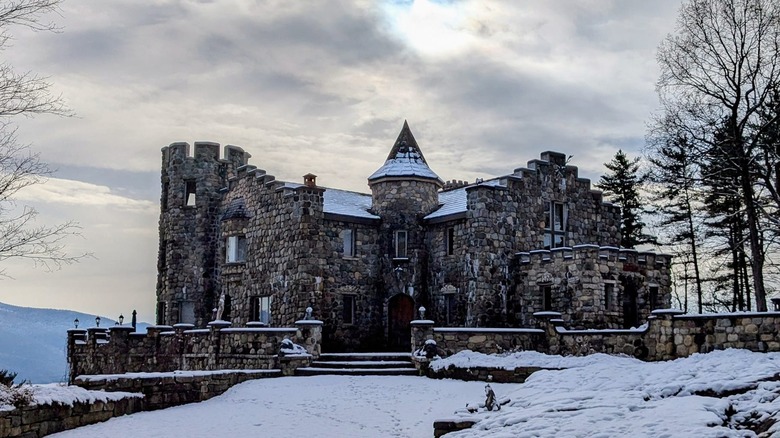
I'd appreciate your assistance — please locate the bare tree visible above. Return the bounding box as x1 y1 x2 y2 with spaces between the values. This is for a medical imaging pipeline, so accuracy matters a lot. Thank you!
0 0 87 276
653 0 780 311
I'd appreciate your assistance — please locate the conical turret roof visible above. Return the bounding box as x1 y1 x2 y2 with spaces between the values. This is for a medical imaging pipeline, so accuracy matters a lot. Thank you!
368 121 443 185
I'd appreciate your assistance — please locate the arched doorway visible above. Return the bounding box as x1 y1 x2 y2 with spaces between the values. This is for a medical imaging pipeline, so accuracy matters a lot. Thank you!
388 294 414 351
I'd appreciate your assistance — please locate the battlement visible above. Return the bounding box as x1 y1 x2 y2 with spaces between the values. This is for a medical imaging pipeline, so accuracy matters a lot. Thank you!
67 321 323 383
161 141 251 167
517 245 672 266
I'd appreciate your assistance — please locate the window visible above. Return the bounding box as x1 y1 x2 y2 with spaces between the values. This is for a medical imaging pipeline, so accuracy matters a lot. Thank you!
542 285 553 311
249 297 259 322
394 230 408 258
161 181 169 210
604 282 615 310
185 180 196 207
226 235 247 263
342 229 356 258
156 301 167 325
543 201 567 249
446 227 455 256
179 301 195 324
445 293 456 325
648 286 659 310
343 295 355 324
258 296 272 324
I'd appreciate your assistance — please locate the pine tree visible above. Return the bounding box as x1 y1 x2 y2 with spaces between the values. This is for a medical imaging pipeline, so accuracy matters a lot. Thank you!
596 150 655 249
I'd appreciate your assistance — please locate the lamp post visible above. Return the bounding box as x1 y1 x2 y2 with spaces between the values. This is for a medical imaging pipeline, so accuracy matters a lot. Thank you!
119 314 124 326
74 318 79 328
95 316 101 327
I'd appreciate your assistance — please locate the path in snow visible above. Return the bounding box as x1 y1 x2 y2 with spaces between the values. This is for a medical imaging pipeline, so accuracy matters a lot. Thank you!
50 376 511 438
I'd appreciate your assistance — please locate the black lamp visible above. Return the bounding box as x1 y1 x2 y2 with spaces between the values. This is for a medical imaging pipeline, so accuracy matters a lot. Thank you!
74 318 79 328
95 316 101 327
119 314 124 325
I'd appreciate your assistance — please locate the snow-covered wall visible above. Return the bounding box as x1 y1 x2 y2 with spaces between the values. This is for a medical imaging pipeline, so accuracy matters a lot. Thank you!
412 309 780 364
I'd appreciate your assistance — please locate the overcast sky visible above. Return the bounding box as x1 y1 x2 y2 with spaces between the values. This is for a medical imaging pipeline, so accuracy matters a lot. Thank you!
0 0 683 323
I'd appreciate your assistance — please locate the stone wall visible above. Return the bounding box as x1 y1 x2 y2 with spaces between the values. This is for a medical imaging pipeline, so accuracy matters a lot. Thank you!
412 310 780 363
0 395 143 438
68 321 321 384
74 370 281 411
515 245 672 329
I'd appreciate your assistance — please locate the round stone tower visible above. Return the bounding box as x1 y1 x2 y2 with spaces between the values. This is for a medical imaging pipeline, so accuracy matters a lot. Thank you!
368 121 444 349
156 141 249 327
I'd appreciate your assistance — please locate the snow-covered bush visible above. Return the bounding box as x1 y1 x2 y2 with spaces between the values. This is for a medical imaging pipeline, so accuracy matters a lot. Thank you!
0 369 34 409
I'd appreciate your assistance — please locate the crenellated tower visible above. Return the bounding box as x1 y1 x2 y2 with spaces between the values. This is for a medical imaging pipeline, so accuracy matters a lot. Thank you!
156 141 250 327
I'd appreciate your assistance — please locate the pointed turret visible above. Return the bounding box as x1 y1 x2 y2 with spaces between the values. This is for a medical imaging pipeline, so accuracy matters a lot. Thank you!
368 121 444 185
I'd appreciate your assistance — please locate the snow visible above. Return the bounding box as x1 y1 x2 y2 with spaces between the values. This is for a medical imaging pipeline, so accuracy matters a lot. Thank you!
74 369 280 383
49 376 508 438
368 151 443 182
425 179 507 220
42 350 780 437
1 383 141 412
322 188 379 219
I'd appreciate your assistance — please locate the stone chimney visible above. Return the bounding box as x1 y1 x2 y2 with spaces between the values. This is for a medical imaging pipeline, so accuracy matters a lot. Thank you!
303 173 317 188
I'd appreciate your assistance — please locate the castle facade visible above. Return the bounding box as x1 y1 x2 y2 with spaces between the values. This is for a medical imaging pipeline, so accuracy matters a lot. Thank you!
156 122 671 351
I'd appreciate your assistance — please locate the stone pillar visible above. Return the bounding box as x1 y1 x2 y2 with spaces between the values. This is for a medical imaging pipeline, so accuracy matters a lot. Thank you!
410 319 435 353
533 311 562 355
67 329 87 384
295 320 323 359
207 320 231 370
173 323 194 369
648 309 684 361
107 326 134 374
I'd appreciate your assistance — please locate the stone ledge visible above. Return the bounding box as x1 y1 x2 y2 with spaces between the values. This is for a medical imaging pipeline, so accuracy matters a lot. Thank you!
433 417 478 437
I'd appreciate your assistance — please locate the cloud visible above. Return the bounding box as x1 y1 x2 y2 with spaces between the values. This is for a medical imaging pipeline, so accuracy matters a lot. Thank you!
0 0 685 317
14 177 157 211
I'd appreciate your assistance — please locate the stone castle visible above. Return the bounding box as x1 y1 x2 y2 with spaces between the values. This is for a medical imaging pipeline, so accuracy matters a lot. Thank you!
155 121 672 351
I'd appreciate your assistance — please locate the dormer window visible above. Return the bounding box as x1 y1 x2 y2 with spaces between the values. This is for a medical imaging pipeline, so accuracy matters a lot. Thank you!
395 230 407 258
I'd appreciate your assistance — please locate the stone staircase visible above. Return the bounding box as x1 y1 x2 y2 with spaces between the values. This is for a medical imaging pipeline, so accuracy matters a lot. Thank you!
296 352 418 376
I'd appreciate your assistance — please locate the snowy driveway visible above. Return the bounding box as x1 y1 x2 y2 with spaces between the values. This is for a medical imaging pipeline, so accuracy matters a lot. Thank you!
50 376 513 438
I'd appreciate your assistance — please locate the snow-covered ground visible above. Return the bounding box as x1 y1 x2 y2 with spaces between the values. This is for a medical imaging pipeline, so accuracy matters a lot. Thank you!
45 349 780 438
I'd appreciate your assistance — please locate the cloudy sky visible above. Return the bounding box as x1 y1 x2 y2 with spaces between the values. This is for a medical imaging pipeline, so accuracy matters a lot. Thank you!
1 0 683 323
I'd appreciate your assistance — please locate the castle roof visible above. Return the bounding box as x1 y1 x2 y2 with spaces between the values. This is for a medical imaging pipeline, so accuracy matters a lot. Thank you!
424 178 507 221
323 188 379 219
368 121 444 185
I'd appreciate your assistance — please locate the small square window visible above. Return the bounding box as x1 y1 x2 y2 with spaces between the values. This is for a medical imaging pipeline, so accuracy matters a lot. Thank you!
395 230 408 258
343 295 355 325
226 235 247 263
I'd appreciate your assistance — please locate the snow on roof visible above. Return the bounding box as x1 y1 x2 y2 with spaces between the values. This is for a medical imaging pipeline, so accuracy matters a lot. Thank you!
424 178 506 220
368 153 443 182
323 188 379 219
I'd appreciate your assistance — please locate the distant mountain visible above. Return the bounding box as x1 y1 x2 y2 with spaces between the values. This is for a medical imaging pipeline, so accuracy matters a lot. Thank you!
0 302 149 383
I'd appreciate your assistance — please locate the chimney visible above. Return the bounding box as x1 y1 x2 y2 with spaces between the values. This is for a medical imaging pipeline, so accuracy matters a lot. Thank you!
303 173 317 188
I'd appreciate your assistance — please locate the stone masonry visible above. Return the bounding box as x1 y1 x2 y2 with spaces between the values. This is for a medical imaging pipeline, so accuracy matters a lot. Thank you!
154 121 672 352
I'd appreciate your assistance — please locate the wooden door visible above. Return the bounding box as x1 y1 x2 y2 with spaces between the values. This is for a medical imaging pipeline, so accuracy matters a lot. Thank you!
388 294 414 351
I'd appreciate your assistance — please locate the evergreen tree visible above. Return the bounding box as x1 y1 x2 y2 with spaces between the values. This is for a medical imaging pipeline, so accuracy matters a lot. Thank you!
647 135 705 312
596 150 655 249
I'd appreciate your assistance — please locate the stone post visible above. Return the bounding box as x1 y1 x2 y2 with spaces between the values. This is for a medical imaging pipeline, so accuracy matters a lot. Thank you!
410 319 435 353
648 309 684 361
207 320 231 370
107 326 135 374
295 319 323 359
533 311 562 355
67 329 87 384
173 323 194 369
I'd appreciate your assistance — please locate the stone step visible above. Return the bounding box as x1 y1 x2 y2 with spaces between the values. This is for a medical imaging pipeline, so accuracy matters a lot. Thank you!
317 352 412 362
296 367 419 376
310 360 414 369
